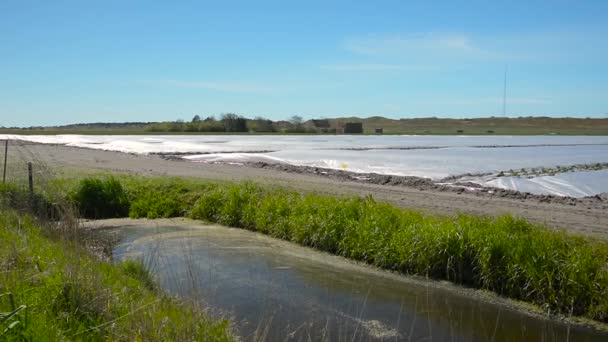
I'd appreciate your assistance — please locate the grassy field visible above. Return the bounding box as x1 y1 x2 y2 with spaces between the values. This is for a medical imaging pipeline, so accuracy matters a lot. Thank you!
0 185 232 340
59 175 608 324
336 116 608 135
2 116 607 135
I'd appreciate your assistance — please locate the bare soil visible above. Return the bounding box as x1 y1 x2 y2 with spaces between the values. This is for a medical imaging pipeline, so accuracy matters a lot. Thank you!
13 142 608 237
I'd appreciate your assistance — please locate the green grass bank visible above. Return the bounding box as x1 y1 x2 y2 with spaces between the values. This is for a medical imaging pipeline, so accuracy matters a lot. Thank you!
62 176 608 324
0 203 232 340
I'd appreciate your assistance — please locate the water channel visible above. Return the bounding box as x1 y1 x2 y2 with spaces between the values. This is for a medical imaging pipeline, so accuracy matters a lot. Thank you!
107 221 608 341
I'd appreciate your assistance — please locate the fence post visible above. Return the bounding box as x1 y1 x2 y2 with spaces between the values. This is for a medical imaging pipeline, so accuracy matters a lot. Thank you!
2 140 7 183
28 162 33 194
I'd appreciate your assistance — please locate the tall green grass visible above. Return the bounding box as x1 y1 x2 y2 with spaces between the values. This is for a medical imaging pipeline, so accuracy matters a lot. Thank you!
69 177 130 219
68 176 608 323
0 208 232 340
0 183 60 220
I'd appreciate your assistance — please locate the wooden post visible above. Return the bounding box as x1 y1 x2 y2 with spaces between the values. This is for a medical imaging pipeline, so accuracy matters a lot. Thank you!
2 140 7 183
28 162 33 194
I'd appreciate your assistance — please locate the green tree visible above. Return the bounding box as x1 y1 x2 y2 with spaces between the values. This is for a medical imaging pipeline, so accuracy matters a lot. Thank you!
221 113 248 132
251 116 276 132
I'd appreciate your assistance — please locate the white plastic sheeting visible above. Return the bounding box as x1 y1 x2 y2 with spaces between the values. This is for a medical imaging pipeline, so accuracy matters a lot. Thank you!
3 134 607 197
485 170 608 197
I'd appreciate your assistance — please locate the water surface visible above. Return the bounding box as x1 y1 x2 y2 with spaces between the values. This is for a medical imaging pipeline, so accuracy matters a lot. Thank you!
110 223 608 341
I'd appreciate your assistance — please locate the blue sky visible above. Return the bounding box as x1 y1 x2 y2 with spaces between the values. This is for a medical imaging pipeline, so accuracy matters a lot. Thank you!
1 0 607 126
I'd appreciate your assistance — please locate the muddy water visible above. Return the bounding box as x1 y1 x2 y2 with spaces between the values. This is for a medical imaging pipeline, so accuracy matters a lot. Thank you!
109 223 608 341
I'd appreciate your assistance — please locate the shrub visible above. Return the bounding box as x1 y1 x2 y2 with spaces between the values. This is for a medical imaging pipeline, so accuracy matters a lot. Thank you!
70 178 130 219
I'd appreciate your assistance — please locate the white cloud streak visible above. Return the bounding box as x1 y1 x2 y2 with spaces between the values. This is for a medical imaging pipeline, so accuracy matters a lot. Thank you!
343 30 608 64
344 33 498 59
321 63 438 71
448 96 553 106
147 80 276 94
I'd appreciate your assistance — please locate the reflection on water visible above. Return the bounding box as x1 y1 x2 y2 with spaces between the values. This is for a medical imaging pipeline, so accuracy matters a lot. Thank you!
110 224 608 341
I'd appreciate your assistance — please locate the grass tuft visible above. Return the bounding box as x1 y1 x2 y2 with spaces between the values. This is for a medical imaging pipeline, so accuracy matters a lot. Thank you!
70 177 130 219
121 259 157 292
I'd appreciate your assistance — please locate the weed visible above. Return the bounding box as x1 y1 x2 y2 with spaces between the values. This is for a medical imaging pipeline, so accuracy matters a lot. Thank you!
0 293 27 338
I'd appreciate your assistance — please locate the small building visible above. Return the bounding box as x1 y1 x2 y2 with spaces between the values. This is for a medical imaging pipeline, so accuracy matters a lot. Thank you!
344 122 363 134
375 128 383 134
312 119 330 128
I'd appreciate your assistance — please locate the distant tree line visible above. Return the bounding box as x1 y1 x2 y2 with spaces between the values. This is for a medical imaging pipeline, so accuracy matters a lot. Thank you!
144 114 248 133
143 114 331 133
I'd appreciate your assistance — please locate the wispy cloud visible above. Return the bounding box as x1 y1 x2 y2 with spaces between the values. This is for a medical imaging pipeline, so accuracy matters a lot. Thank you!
321 63 438 72
383 104 402 111
145 80 276 94
344 33 499 59
343 30 608 64
448 96 553 106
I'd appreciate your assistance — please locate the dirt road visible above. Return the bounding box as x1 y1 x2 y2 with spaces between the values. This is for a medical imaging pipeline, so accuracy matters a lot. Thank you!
11 143 608 237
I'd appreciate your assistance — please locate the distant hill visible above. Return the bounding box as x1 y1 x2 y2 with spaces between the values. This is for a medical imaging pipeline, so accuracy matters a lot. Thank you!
1 122 153 131
52 122 154 129
322 116 608 135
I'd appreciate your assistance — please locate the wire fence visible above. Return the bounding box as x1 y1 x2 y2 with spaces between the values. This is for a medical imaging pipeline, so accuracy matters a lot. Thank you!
0 139 72 219
1 139 57 192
